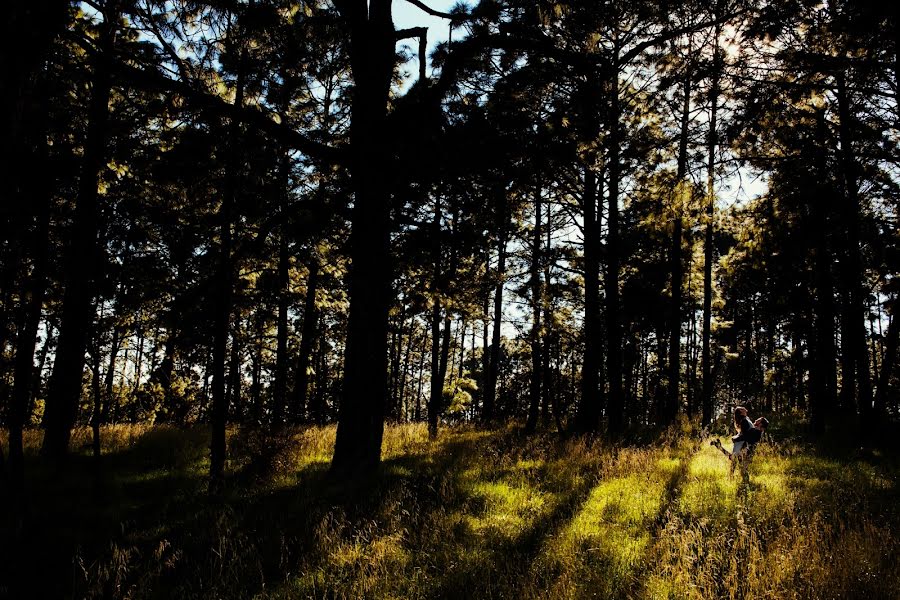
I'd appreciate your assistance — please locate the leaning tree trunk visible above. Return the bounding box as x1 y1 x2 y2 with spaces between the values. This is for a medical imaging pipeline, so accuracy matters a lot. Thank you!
331 0 395 476
42 5 117 460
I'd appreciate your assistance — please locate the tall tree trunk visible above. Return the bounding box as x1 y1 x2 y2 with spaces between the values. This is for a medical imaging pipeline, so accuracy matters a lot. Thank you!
667 64 691 426
809 115 838 434
101 324 121 426
416 333 427 422
42 5 118 460
331 0 395 475
542 200 553 428
526 181 543 433
428 199 443 437
271 146 291 430
485 227 506 424
250 331 263 424
90 326 103 459
8 121 51 489
398 325 415 421
484 195 507 424
701 18 721 427
606 63 624 434
578 164 603 433
835 72 874 426
874 304 897 418
210 34 246 491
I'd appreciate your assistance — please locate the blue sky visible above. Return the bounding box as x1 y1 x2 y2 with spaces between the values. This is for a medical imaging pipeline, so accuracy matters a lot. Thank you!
392 0 471 79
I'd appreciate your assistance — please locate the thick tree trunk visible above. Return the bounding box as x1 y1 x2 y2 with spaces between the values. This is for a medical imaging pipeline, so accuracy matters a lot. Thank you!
8 127 51 488
42 6 117 460
331 0 395 475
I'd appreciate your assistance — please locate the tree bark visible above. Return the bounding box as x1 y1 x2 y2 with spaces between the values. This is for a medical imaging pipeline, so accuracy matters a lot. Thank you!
667 63 691 426
701 18 721 427
8 116 52 488
484 224 506 424
526 181 543 433
271 145 292 430
605 64 624 434
835 72 874 426
210 27 247 491
42 4 118 460
331 0 395 475
579 162 605 434
291 255 320 422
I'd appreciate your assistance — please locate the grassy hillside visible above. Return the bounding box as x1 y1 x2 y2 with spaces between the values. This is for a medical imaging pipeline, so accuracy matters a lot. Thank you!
3 422 899 599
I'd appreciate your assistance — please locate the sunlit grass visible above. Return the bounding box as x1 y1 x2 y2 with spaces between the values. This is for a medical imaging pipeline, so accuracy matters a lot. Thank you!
7 422 900 599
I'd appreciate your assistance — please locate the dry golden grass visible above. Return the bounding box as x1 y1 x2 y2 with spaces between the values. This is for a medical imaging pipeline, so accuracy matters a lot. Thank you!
6 421 899 599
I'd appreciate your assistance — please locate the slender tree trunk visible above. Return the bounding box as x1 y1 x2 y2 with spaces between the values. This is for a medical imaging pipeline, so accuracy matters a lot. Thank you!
42 5 118 460
250 331 263 424
542 201 553 428
292 255 320 423
667 64 691 426
90 326 103 459
398 325 415 422
416 333 427 422
701 18 721 427
210 37 246 491
606 64 624 434
428 198 443 438
271 146 291 430
578 164 603 433
835 72 874 426
101 324 121 426
874 305 897 418
526 181 543 433
485 189 507 423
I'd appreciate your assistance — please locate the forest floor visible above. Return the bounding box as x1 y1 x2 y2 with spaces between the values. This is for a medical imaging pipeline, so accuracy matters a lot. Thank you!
2 420 900 599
